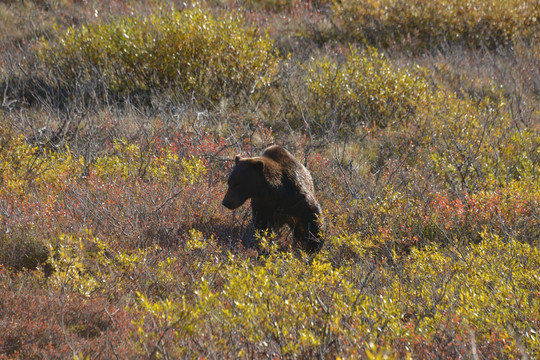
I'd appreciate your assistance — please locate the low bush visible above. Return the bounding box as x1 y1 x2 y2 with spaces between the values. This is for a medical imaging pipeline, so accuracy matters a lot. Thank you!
304 47 429 133
331 0 540 49
0 1 538 358
238 0 334 12
420 90 536 192
127 233 540 358
0 284 133 359
39 6 279 103
0 230 48 272
301 46 537 192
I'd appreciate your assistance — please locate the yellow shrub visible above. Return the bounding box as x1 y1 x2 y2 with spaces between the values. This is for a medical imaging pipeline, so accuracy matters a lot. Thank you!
93 139 206 184
39 6 279 102
332 0 540 48
305 47 429 132
0 134 82 197
129 232 540 357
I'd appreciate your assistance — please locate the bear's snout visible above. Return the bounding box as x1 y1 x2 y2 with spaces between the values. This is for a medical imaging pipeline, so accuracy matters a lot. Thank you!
222 192 247 209
222 194 241 210
222 198 234 209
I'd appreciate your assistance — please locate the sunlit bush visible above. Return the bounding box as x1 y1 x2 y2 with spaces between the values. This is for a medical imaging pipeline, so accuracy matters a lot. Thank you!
305 47 429 133
2 0 539 358
126 232 540 358
93 138 206 184
39 6 279 102
0 133 82 197
386 232 540 358
303 46 537 194
331 0 540 49
422 89 539 192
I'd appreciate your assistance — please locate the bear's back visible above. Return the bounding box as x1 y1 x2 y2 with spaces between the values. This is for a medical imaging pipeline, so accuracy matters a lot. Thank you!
262 145 294 165
262 145 315 195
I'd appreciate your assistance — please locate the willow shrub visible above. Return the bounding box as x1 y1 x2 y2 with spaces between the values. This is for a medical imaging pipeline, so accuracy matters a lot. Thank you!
305 46 429 132
127 233 540 359
39 6 279 103
331 0 540 49
423 90 539 192
0 129 212 271
305 46 538 190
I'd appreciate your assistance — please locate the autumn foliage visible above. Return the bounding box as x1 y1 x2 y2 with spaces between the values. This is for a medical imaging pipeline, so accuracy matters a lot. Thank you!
0 0 539 358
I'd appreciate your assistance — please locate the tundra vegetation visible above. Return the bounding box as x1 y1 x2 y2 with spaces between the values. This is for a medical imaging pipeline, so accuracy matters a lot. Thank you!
0 0 539 358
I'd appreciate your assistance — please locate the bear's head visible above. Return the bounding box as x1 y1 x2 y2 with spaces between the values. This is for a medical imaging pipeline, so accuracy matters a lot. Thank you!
222 156 265 210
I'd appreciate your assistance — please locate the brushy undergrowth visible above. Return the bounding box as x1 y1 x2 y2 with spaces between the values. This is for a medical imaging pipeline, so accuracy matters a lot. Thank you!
304 47 429 132
39 6 279 103
135 233 539 359
331 0 540 49
0 0 539 359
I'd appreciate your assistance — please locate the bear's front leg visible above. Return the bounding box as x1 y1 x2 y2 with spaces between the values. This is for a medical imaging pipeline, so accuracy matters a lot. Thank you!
293 219 323 254
251 204 275 236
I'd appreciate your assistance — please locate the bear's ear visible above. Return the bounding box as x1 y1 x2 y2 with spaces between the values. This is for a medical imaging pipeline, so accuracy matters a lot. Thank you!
234 155 241 164
254 160 264 170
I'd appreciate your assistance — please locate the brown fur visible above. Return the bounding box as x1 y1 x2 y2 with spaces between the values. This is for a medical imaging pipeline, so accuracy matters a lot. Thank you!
222 145 323 253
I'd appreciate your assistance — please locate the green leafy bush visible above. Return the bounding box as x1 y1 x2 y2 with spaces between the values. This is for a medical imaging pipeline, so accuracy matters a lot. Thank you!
421 89 539 192
304 47 429 133
303 46 537 191
39 6 279 102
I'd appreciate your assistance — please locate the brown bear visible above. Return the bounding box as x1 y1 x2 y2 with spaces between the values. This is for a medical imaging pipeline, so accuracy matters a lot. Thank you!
222 145 323 253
